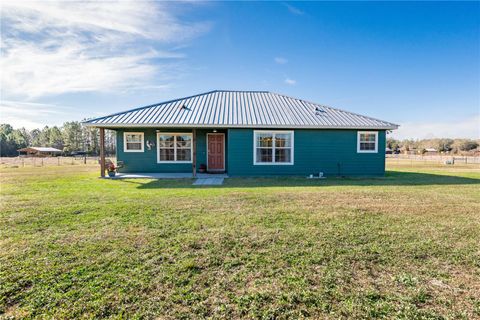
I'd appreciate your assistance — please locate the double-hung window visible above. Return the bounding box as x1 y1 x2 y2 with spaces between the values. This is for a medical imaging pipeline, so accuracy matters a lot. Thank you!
124 132 144 152
254 131 294 165
357 131 378 153
157 133 192 163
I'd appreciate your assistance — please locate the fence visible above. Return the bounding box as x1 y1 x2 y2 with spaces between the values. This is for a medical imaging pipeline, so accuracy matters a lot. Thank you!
386 154 480 166
0 156 115 168
2 155 479 169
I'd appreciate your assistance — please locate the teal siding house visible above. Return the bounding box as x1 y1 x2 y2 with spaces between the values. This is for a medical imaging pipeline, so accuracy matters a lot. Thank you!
83 91 398 177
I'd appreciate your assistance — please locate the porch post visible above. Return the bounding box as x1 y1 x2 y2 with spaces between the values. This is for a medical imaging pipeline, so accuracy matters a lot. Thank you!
100 128 105 178
192 129 197 178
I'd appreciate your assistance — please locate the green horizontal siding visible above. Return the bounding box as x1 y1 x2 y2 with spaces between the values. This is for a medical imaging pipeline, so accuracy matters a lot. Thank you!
116 128 385 176
116 128 227 173
227 129 386 177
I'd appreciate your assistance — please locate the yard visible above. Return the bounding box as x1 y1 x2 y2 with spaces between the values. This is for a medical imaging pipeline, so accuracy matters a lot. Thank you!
1 162 479 319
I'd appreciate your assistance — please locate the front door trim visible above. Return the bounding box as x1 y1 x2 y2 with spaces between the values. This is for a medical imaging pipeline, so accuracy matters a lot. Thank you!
206 133 225 172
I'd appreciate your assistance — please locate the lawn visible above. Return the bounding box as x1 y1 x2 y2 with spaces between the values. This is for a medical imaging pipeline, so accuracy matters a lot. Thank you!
1 163 479 319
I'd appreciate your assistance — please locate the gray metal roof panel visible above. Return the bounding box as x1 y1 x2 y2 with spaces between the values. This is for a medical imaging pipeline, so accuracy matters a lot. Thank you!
83 90 399 129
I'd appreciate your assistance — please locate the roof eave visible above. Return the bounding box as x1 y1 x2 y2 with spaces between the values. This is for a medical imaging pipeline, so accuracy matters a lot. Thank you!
83 123 399 130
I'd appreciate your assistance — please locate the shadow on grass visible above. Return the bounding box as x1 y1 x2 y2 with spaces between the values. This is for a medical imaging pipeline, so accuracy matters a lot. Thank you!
114 170 480 189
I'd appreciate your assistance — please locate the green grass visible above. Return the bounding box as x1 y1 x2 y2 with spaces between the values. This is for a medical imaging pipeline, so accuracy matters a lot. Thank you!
1 163 479 319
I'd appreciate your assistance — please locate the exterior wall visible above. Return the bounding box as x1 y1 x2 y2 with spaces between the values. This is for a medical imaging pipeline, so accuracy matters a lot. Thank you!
227 129 386 176
115 128 227 173
115 127 385 176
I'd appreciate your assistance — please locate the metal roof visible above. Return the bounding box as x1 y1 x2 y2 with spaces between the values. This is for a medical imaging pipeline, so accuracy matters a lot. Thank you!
18 147 62 152
83 90 398 130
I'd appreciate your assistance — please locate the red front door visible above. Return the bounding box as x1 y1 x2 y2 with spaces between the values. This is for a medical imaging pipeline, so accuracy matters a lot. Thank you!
207 134 225 171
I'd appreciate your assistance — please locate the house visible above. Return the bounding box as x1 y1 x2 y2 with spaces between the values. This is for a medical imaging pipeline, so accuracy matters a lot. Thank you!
17 147 62 157
424 148 438 154
83 90 398 177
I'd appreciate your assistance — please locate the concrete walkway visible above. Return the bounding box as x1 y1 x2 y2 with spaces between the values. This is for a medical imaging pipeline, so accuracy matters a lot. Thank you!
192 177 225 186
110 172 228 179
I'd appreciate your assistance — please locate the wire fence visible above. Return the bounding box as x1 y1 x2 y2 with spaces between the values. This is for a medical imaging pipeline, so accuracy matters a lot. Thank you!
2 155 479 169
386 154 480 166
0 156 115 168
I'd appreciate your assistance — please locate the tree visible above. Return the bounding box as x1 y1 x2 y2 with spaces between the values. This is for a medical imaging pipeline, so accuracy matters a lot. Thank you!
437 138 454 152
82 126 99 155
10 129 29 149
0 124 15 156
48 126 64 149
387 138 400 150
0 124 32 156
62 122 83 152
458 140 478 151
36 126 51 147
30 129 42 146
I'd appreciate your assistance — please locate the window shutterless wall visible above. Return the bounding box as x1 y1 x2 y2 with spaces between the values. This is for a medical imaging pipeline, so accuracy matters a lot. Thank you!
116 129 201 173
228 129 386 176
116 128 385 175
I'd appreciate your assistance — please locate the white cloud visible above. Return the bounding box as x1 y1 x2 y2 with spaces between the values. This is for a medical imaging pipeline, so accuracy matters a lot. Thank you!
0 1 211 99
274 57 288 64
391 115 480 139
0 100 77 129
284 77 296 85
283 3 304 15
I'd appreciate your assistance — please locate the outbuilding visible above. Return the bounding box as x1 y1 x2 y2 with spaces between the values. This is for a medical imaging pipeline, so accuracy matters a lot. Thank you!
83 90 398 177
17 147 62 157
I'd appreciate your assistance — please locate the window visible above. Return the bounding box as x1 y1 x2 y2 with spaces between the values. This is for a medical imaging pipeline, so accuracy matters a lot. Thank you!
157 133 192 163
124 132 144 152
357 131 378 153
254 131 293 165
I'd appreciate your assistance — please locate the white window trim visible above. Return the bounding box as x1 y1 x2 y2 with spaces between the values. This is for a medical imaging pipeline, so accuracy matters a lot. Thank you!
253 130 294 165
157 132 193 164
123 132 144 152
357 131 378 153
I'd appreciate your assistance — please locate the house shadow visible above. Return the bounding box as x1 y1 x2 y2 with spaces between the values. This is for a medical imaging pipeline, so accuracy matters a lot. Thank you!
115 170 480 189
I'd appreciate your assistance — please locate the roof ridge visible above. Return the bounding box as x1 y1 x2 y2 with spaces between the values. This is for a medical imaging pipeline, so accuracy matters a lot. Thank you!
269 92 399 127
213 89 270 93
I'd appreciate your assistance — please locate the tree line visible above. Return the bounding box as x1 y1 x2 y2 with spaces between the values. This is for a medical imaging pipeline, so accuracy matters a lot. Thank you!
2 122 478 157
387 137 479 154
0 122 116 157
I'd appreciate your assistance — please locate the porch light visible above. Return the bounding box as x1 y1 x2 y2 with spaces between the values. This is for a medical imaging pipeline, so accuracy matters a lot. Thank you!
213 129 217 133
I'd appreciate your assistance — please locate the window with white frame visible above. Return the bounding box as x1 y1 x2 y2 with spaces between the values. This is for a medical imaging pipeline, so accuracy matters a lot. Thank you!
357 131 378 153
124 132 144 152
157 133 192 163
254 131 293 165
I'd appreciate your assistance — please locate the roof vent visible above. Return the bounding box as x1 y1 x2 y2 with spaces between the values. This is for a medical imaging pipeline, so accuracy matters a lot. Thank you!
315 106 326 115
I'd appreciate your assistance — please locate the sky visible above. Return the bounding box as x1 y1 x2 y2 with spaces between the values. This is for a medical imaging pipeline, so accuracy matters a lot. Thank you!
1 1 479 139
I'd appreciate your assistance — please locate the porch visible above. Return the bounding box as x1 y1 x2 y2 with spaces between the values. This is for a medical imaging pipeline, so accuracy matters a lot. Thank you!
98 128 227 178
107 172 228 179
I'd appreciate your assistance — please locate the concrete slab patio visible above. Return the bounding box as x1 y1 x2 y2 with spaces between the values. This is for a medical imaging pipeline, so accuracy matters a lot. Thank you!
108 172 228 179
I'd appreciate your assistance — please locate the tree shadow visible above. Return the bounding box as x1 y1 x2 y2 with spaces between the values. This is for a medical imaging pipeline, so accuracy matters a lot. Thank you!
114 170 480 189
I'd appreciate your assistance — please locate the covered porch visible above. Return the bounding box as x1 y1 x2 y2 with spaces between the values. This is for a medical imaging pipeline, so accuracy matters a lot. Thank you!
107 172 228 179
98 128 228 178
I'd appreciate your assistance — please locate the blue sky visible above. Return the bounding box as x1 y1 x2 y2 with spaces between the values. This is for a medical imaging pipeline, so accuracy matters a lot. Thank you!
1 1 479 139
